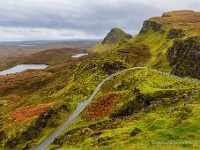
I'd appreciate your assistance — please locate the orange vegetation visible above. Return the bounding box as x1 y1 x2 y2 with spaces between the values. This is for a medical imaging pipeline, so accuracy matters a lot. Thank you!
10 103 52 122
150 10 200 29
0 70 52 86
82 93 119 120
117 44 150 65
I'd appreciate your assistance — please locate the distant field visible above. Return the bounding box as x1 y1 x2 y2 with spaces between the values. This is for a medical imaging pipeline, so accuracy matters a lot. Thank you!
0 41 98 70
0 44 72 63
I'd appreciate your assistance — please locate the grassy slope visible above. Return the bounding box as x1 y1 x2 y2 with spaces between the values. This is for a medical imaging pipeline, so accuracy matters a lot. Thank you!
47 10 200 150
49 69 200 150
89 28 132 53
0 41 99 71
0 48 109 149
0 10 200 149
88 42 117 53
91 10 200 71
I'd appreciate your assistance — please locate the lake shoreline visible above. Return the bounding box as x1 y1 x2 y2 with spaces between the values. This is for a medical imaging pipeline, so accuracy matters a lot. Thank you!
0 64 49 75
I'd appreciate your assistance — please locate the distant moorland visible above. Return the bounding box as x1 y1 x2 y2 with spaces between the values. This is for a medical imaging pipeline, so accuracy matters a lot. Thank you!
0 10 200 150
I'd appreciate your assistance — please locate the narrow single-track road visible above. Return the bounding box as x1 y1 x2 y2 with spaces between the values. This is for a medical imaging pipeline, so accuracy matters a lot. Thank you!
34 67 200 150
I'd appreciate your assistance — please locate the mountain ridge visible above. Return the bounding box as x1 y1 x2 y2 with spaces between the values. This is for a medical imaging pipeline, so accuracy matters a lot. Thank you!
0 10 199 150
102 27 132 44
89 27 132 53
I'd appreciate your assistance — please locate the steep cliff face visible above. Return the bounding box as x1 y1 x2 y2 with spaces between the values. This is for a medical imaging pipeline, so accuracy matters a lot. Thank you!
139 20 163 33
167 28 185 38
136 10 200 79
102 28 132 44
150 10 200 29
167 36 200 79
40 10 200 149
1 10 199 150
89 27 132 52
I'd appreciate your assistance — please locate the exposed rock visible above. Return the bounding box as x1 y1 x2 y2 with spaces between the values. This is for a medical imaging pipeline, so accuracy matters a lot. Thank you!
167 28 185 38
167 36 200 79
102 28 132 44
0 131 5 144
23 144 36 150
161 12 171 17
102 61 126 75
84 62 97 70
89 27 132 52
117 80 129 90
91 132 102 139
59 105 69 112
4 108 60 149
37 108 60 128
5 138 20 150
130 128 142 137
140 20 162 33
110 90 184 119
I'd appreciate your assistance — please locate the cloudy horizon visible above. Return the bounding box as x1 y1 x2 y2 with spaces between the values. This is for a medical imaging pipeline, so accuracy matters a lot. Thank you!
0 0 200 41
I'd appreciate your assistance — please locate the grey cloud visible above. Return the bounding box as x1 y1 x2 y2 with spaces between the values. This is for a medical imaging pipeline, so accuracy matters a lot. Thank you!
0 0 162 36
0 0 199 41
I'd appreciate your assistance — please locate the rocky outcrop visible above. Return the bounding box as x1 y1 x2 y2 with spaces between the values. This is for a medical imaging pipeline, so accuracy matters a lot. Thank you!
167 28 185 38
0 131 5 144
102 28 132 44
130 128 142 137
102 61 126 75
4 106 70 149
110 89 191 119
167 36 200 79
140 20 162 33
4 108 57 149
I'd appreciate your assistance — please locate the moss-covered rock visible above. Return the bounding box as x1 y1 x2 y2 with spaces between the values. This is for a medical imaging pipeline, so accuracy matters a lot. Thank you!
102 28 132 44
167 36 200 79
89 28 132 53
140 20 162 33
167 28 185 38
0 131 6 144
130 128 142 136
102 61 126 75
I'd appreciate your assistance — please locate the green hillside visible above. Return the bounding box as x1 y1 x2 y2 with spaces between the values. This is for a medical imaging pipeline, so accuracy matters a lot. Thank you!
0 10 199 150
50 69 200 150
89 28 132 53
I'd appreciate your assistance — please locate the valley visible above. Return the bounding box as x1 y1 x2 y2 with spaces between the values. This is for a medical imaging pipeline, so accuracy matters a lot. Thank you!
0 10 199 150
0 40 98 71
36 66 200 150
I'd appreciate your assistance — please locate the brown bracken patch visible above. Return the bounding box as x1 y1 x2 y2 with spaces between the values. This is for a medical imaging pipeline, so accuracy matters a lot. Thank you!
82 93 119 120
117 44 150 65
150 10 200 30
10 103 52 122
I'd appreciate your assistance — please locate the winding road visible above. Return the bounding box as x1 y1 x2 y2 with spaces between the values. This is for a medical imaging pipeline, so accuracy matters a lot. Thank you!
34 67 200 150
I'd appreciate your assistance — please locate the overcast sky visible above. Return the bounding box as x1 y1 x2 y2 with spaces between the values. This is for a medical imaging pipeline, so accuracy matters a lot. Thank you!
0 0 200 41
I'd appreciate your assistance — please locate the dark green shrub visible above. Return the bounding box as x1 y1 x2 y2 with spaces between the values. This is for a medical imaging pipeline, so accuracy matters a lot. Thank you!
130 128 142 137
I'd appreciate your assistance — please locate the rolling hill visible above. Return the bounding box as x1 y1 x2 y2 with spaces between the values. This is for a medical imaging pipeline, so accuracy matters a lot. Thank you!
0 10 199 150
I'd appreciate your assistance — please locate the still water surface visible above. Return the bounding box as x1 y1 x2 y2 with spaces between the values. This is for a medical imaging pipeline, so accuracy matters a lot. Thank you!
0 64 48 75
71 53 88 58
